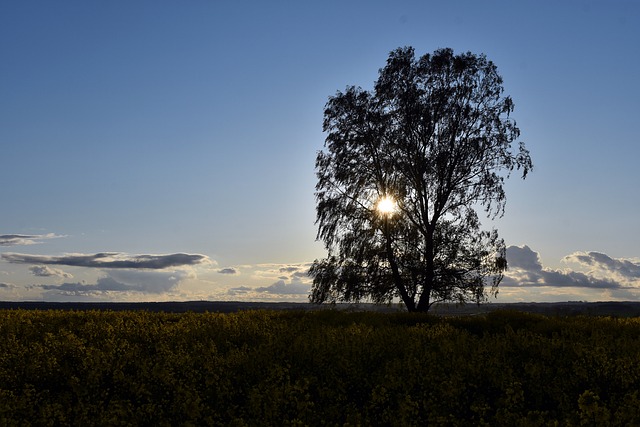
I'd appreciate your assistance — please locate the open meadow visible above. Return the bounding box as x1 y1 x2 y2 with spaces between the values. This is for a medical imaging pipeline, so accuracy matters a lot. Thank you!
1 308 639 426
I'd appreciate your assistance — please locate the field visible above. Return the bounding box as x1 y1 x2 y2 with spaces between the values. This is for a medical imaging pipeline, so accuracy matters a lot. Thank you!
1 308 639 426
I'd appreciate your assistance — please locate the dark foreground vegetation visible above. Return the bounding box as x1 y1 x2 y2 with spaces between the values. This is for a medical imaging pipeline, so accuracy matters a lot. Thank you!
1 309 639 426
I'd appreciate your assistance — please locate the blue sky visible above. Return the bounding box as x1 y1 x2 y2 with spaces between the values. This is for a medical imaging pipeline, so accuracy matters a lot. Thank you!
1 1 639 303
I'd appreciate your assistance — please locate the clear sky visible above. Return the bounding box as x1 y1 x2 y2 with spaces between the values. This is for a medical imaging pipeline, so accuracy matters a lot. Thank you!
1 1 639 303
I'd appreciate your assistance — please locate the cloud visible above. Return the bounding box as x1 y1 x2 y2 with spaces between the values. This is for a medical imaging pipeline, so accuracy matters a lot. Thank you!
252 263 312 281
42 277 129 293
5 250 210 299
505 245 543 272
503 245 625 290
218 267 238 275
256 279 310 295
221 262 313 299
279 266 300 273
2 252 210 270
29 265 73 278
292 270 309 279
107 269 193 293
0 234 63 246
227 286 253 296
244 262 313 295
563 251 640 280
40 269 193 295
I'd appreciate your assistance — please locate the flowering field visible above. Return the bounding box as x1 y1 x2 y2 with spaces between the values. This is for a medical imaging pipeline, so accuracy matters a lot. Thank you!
0 309 639 426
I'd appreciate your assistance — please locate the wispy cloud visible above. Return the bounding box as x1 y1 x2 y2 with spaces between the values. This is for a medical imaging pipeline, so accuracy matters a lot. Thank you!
2 252 210 270
0 234 63 246
217 267 238 275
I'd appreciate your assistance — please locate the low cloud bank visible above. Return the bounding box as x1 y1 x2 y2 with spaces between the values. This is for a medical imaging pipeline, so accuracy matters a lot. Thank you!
256 280 309 295
2 252 210 270
564 251 640 281
227 263 312 298
39 269 193 295
503 245 638 292
0 234 62 246
1 250 211 299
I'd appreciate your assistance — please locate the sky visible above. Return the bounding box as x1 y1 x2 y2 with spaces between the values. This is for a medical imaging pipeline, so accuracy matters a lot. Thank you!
1 1 639 304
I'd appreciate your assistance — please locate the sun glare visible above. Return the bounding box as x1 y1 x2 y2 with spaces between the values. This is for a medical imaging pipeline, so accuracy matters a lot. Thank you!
376 196 397 216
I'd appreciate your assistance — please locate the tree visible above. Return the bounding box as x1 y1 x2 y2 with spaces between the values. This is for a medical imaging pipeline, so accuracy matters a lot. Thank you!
309 47 532 312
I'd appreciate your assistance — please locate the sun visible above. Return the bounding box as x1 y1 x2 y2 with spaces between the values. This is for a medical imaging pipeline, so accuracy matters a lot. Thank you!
376 196 397 216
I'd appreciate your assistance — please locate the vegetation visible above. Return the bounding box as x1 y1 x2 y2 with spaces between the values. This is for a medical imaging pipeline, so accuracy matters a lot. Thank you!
311 47 532 312
1 309 639 426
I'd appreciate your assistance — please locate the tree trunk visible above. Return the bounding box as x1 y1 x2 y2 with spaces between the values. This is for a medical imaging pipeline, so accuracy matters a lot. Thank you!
390 258 416 312
416 287 431 312
416 228 435 312
384 220 416 312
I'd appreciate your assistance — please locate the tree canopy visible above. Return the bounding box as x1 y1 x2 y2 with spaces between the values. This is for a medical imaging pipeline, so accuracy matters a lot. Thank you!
309 47 532 312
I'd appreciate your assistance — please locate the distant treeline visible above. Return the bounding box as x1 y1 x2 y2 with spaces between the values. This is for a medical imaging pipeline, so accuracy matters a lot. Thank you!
0 300 315 313
1 300 640 316
0 309 639 425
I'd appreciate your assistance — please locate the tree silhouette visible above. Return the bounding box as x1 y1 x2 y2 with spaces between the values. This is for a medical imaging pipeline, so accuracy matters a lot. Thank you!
310 47 532 312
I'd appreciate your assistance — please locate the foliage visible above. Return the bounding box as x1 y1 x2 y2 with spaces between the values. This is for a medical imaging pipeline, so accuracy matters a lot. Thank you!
1 309 639 425
311 46 532 312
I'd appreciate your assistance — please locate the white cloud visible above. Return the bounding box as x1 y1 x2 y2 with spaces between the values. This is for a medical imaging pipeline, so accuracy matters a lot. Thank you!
503 245 634 291
563 251 640 281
